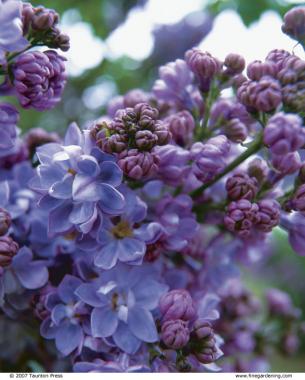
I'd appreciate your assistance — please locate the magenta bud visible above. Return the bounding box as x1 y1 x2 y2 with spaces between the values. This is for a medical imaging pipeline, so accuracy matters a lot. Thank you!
0 236 19 267
224 200 259 238
256 199 280 232
224 53 245 75
247 158 268 184
247 60 276 81
226 172 258 201
161 319 190 349
0 208 11 236
159 289 196 322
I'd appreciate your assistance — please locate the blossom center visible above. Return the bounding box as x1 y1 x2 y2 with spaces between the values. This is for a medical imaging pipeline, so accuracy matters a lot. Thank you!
111 220 133 239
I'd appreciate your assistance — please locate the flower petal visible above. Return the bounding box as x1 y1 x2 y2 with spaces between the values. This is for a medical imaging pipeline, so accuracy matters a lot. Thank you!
113 322 141 354
55 322 83 356
58 275 82 304
91 306 118 338
94 242 119 270
119 238 145 265
99 161 122 187
98 184 125 214
75 283 105 307
127 307 158 343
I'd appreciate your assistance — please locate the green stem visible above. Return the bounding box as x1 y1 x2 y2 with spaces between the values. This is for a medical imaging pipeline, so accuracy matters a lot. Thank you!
190 133 263 199
196 83 219 141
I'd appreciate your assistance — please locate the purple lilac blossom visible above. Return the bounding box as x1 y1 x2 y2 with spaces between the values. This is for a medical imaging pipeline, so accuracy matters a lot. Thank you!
75 264 168 354
95 187 162 269
0 0 28 63
29 123 125 236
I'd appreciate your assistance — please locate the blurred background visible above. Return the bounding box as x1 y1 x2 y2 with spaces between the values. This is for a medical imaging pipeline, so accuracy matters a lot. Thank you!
1 0 305 372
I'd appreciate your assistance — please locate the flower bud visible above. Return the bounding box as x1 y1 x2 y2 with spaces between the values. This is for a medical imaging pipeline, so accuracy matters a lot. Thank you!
13 50 66 111
256 199 280 232
266 288 300 318
191 135 230 183
272 152 301 175
226 172 258 201
266 49 291 72
159 289 196 322
117 149 159 180
237 76 282 112
247 60 276 81
224 200 259 237
291 184 305 212
0 236 19 267
161 319 190 349
164 111 195 146
0 208 11 236
25 128 60 158
192 320 218 364
247 158 268 184
31 7 59 31
224 118 248 143
282 6 305 44
193 319 213 340
263 112 305 155
224 53 245 75
185 48 222 91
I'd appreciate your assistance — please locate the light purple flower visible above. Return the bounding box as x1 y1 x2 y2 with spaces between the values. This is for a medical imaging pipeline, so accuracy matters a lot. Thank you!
0 0 28 62
40 275 87 356
75 264 168 354
30 123 125 236
95 188 162 269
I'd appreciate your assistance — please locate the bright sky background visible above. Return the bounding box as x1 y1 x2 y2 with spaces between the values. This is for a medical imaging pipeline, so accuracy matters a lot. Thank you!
59 0 304 108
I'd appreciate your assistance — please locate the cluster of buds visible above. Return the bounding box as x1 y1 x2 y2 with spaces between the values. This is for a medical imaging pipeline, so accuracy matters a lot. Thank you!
92 103 171 179
22 3 70 51
190 320 218 364
159 289 195 349
12 50 67 111
224 198 281 237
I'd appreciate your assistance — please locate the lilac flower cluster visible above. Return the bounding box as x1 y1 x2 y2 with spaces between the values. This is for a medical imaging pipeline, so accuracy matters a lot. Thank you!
1 2 305 374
